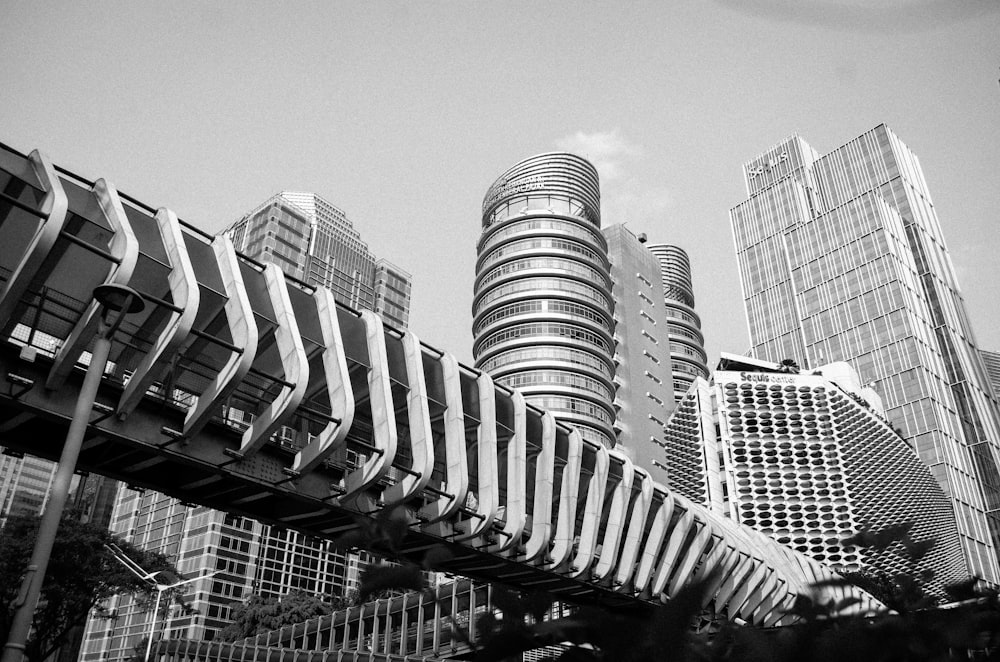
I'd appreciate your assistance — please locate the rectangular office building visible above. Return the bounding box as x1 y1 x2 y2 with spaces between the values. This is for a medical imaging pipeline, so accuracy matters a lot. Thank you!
730 125 1000 583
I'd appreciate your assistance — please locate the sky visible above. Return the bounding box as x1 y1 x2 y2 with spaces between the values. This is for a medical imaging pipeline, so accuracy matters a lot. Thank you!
2 1 998 366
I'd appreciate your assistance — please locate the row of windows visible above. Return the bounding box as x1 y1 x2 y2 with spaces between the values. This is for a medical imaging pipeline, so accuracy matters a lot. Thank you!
215 557 248 575
670 341 707 361
802 285 908 347
547 299 612 330
475 300 542 330
812 134 896 212
667 321 702 342
480 236 605 270
477 257 610 290
474 277 611 314
223 514 255 531
673 378 693 394
210 579 244 599
206 604 233 621
475 299 611 335
478 346 614 379
484 194 595 228
573 424 614 448
529 396 615 426
267 246 304 276
731 178 807 250
665 305 700 326
673 360 707 377
219 535 252 554
791 228 893 292
476 322 611 355
272 211 308 240
497 370 614 401
480 217 605 254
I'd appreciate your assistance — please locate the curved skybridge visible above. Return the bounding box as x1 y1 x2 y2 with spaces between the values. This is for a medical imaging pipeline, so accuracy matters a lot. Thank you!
0 143 876 624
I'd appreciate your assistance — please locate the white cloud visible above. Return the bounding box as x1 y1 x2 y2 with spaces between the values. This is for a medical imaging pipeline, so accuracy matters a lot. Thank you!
556 129 640 183
556 129 672 225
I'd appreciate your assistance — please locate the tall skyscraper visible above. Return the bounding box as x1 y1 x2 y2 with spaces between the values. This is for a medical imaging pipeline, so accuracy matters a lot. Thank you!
662 354 968 595
981 350 1000 400
0 451 115 526
602 224 674 479
373 258 413 329
82 192 410 660
730 124 1000 582
0 451 60 519
80 495 366 662
646 243 710 401
226 192 411 328
473 153 617 448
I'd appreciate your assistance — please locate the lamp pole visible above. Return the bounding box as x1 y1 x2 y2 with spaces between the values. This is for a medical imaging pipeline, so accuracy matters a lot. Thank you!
143 572 219 662
2 284 144 662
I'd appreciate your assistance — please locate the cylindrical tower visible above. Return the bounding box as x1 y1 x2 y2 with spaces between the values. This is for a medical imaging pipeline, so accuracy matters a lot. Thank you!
647 244 709 401
473 153 616 448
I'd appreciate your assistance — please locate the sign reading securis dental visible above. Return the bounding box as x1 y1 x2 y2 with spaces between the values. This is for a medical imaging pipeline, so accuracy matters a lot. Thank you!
485 175 548 207
718 370 797 385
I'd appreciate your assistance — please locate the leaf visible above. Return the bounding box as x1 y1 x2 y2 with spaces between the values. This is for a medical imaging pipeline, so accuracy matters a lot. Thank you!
357 564 424 603
524 590 555 623
375 506 412 550
0 512 184 660
422 544 454 570
902 537 935 561
944 576 983 602
490 586 528 619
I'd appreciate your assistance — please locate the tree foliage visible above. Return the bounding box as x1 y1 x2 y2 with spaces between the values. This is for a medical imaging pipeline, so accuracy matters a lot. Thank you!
216 591 346 642
0 512 180 661
352 520 1000 661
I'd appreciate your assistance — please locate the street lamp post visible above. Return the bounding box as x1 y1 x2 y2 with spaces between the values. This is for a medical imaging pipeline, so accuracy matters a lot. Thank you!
143 572 219 662
105 544 220 662
1 284 144 662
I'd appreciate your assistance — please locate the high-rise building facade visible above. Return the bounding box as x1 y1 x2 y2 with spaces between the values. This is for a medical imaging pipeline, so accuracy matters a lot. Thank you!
226 192 411 328
662 354 968 595
0 451 116 526
82 192 411 660
80 494 365 662
981 350 1000 400
0 451 59 519
602 224 674 478
373 258 412 329
473 153 617 448
730 124 1000 582
646 244 710 401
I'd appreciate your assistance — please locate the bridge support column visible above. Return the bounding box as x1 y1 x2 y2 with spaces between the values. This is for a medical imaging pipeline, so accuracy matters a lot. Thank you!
1 285 143 662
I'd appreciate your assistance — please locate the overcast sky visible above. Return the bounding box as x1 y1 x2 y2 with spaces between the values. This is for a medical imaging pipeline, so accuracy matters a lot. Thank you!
2 1 997 366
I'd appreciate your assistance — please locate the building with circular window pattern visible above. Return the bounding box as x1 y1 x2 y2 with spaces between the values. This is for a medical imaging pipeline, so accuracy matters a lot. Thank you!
662 353 968 595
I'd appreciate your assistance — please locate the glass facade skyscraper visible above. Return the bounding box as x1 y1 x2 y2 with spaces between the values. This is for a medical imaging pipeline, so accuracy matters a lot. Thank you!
981 350 1000 400
226 192 411 328
730 124 1000 582
474 153 616 448
80 494 365 662
0 452 59 519
82 191 412 660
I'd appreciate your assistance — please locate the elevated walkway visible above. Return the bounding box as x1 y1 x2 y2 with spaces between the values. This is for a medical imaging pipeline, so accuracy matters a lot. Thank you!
0 142 876 623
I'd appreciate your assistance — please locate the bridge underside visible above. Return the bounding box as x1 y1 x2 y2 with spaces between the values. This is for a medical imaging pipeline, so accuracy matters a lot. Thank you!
0 140 877 624
0 344 642 610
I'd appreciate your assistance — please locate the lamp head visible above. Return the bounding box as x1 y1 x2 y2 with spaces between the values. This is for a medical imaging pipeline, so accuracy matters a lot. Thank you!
94 284 145 314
